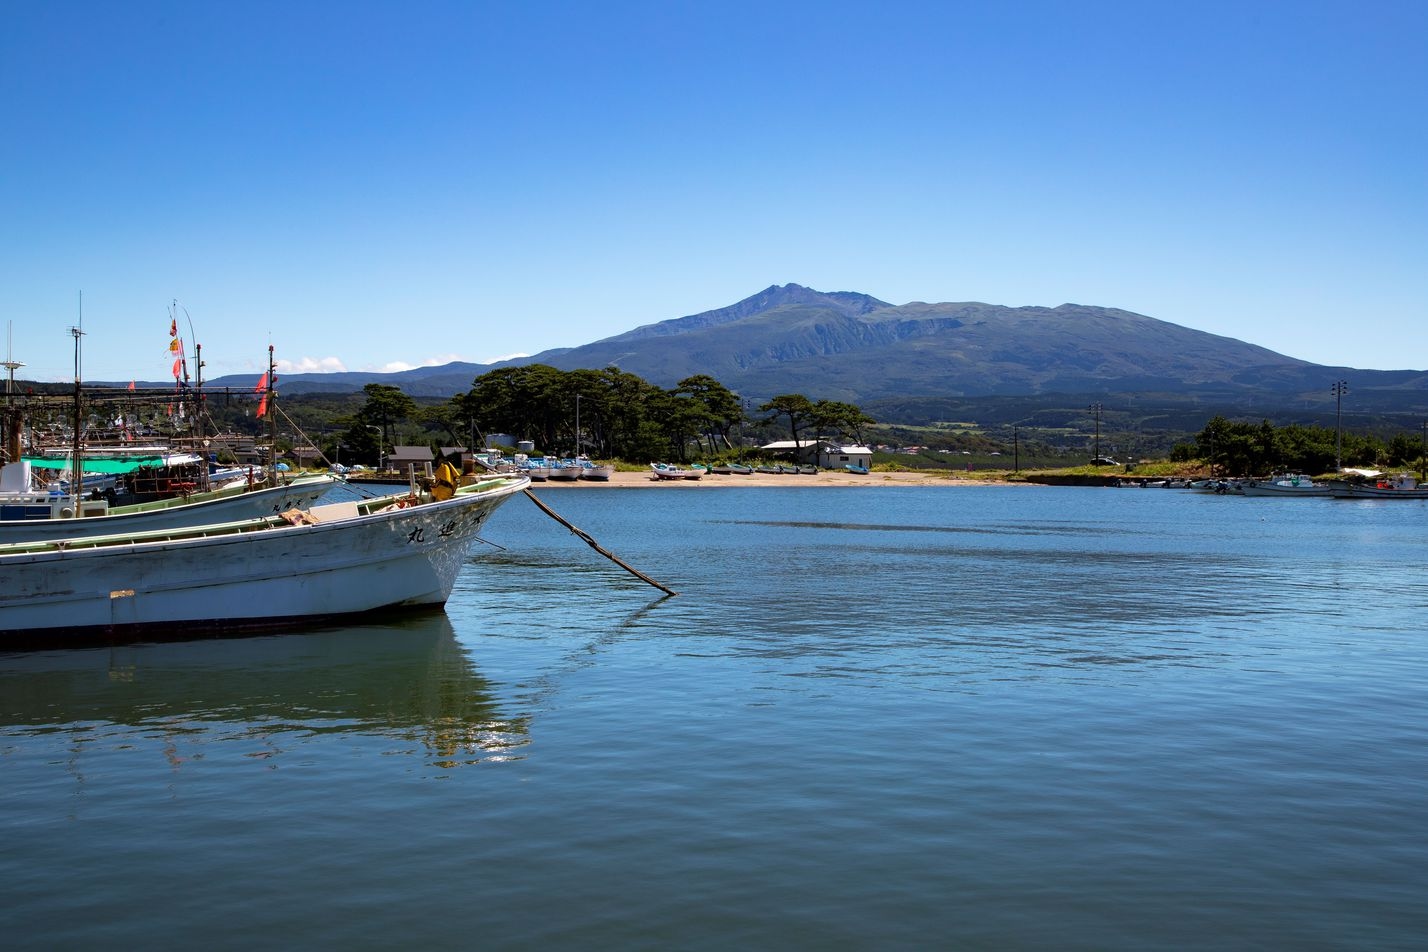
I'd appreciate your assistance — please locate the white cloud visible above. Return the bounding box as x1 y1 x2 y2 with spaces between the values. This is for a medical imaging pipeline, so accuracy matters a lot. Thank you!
366 353 500 373
275 356 347 374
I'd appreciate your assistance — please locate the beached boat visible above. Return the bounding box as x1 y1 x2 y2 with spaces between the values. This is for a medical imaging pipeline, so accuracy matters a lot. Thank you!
0 471 529 644
547 459 584 481
0 460 339 542
844 464 870 475
578 460 615 481
1239 474 1331 497
650 462 697 480
519 457 550 481
1329 473 1428 499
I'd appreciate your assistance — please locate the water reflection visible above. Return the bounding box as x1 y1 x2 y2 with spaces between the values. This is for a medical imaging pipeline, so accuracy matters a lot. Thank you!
0 615 528 769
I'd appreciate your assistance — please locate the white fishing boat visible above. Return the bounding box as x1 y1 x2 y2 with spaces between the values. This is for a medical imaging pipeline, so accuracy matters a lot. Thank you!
0 460 339 542
547 459 584 481
1329 472 1428 499
650 462 696 480
1239 474 1331 497
578 458 615 481
0 470 530 645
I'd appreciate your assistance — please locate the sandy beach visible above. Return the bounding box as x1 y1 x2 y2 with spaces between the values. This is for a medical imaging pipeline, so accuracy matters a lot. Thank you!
532 469 1004 488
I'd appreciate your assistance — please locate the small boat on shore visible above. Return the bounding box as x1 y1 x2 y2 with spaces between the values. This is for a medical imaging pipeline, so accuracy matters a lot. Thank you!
0 471 530 646
578 459 615 481
547 459 584 481
650 463 698 480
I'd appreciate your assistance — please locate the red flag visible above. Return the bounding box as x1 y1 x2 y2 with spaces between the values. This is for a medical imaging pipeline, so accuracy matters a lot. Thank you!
254 372 268 392
256 394 268 418
170 318 177 337
127 380 135 390
172 358 182 380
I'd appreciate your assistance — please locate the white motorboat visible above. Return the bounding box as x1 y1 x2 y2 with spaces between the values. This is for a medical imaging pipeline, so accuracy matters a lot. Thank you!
0 471 529 645
1239 474 1331 497
650 463 698 480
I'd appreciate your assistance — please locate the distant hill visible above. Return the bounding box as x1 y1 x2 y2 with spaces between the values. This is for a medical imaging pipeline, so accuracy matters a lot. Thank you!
191 283 1428 420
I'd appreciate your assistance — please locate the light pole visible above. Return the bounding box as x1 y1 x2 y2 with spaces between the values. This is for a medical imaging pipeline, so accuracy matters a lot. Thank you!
366 424 384 470
1332 380 1348 471
1088 403 1102 463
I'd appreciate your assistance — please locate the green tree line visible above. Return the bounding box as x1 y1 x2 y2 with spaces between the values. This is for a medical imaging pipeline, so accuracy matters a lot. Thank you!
1172 416 1426 475
316 366 874 466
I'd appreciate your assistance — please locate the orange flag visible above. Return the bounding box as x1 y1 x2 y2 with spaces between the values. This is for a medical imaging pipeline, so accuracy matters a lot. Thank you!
127 380 135 390
256 393 268 418
172 358 182 379
255 372 269 392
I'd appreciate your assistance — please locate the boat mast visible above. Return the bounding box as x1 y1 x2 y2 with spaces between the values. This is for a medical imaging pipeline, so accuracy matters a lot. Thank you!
266 344 277 478
70 296 85 512
2 321 24 464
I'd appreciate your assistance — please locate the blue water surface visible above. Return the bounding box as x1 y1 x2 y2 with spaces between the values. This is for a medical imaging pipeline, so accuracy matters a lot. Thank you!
3 485 1426 950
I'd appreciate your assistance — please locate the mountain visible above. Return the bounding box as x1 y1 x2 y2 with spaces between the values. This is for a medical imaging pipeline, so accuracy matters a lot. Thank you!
202 284 1428 418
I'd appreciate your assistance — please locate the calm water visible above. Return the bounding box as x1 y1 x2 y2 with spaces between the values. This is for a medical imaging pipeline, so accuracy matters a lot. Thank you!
4 485 1427 950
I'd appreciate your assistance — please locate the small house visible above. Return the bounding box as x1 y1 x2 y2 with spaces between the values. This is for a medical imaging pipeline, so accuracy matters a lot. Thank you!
387 445 434 475
759 440 873 470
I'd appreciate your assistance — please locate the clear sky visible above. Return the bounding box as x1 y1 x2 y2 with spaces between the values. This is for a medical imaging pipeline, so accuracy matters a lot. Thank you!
2 0 1424 384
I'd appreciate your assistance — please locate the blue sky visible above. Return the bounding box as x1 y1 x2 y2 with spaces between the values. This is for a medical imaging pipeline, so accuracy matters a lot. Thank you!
2 0 1424 384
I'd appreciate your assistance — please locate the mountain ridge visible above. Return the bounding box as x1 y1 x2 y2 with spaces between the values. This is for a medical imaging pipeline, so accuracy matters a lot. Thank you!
179 284 1426 418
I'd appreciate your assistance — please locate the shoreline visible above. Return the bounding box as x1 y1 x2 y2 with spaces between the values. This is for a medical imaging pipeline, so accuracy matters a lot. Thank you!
526 469 1007 488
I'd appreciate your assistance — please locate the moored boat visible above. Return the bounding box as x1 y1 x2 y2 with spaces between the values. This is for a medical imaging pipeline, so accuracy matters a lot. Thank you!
0 462 340 543
1329 473 1428 499
1239 474 1331 497
0 471 530 645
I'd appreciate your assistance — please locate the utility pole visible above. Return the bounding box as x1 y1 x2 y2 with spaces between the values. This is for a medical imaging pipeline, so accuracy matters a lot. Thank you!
1013 426 1019 473
1332 380 1348 471
1088 403 1102 462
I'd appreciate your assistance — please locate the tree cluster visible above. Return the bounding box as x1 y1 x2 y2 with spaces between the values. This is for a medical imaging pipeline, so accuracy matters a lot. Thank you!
1173 416 1425 475
323 366 875 465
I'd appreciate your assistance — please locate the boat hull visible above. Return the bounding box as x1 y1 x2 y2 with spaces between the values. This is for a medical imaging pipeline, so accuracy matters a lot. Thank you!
0 476 528 645
1329 484 1428 499
1239 485 1331 497
0 474 339 543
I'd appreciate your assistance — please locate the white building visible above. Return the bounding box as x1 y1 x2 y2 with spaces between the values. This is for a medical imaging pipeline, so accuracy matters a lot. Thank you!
759 440 872 470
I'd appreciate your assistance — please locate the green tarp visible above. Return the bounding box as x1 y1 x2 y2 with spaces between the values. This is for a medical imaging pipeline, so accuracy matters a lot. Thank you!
23 456 167 474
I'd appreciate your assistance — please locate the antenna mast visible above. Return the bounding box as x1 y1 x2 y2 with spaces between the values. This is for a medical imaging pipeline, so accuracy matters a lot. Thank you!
70 293 86 510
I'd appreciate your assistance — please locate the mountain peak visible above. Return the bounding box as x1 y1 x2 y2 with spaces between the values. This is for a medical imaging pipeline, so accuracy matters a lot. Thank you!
613 283 892 343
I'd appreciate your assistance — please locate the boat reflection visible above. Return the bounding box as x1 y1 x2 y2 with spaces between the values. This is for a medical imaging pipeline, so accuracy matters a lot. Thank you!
0 615 527 769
